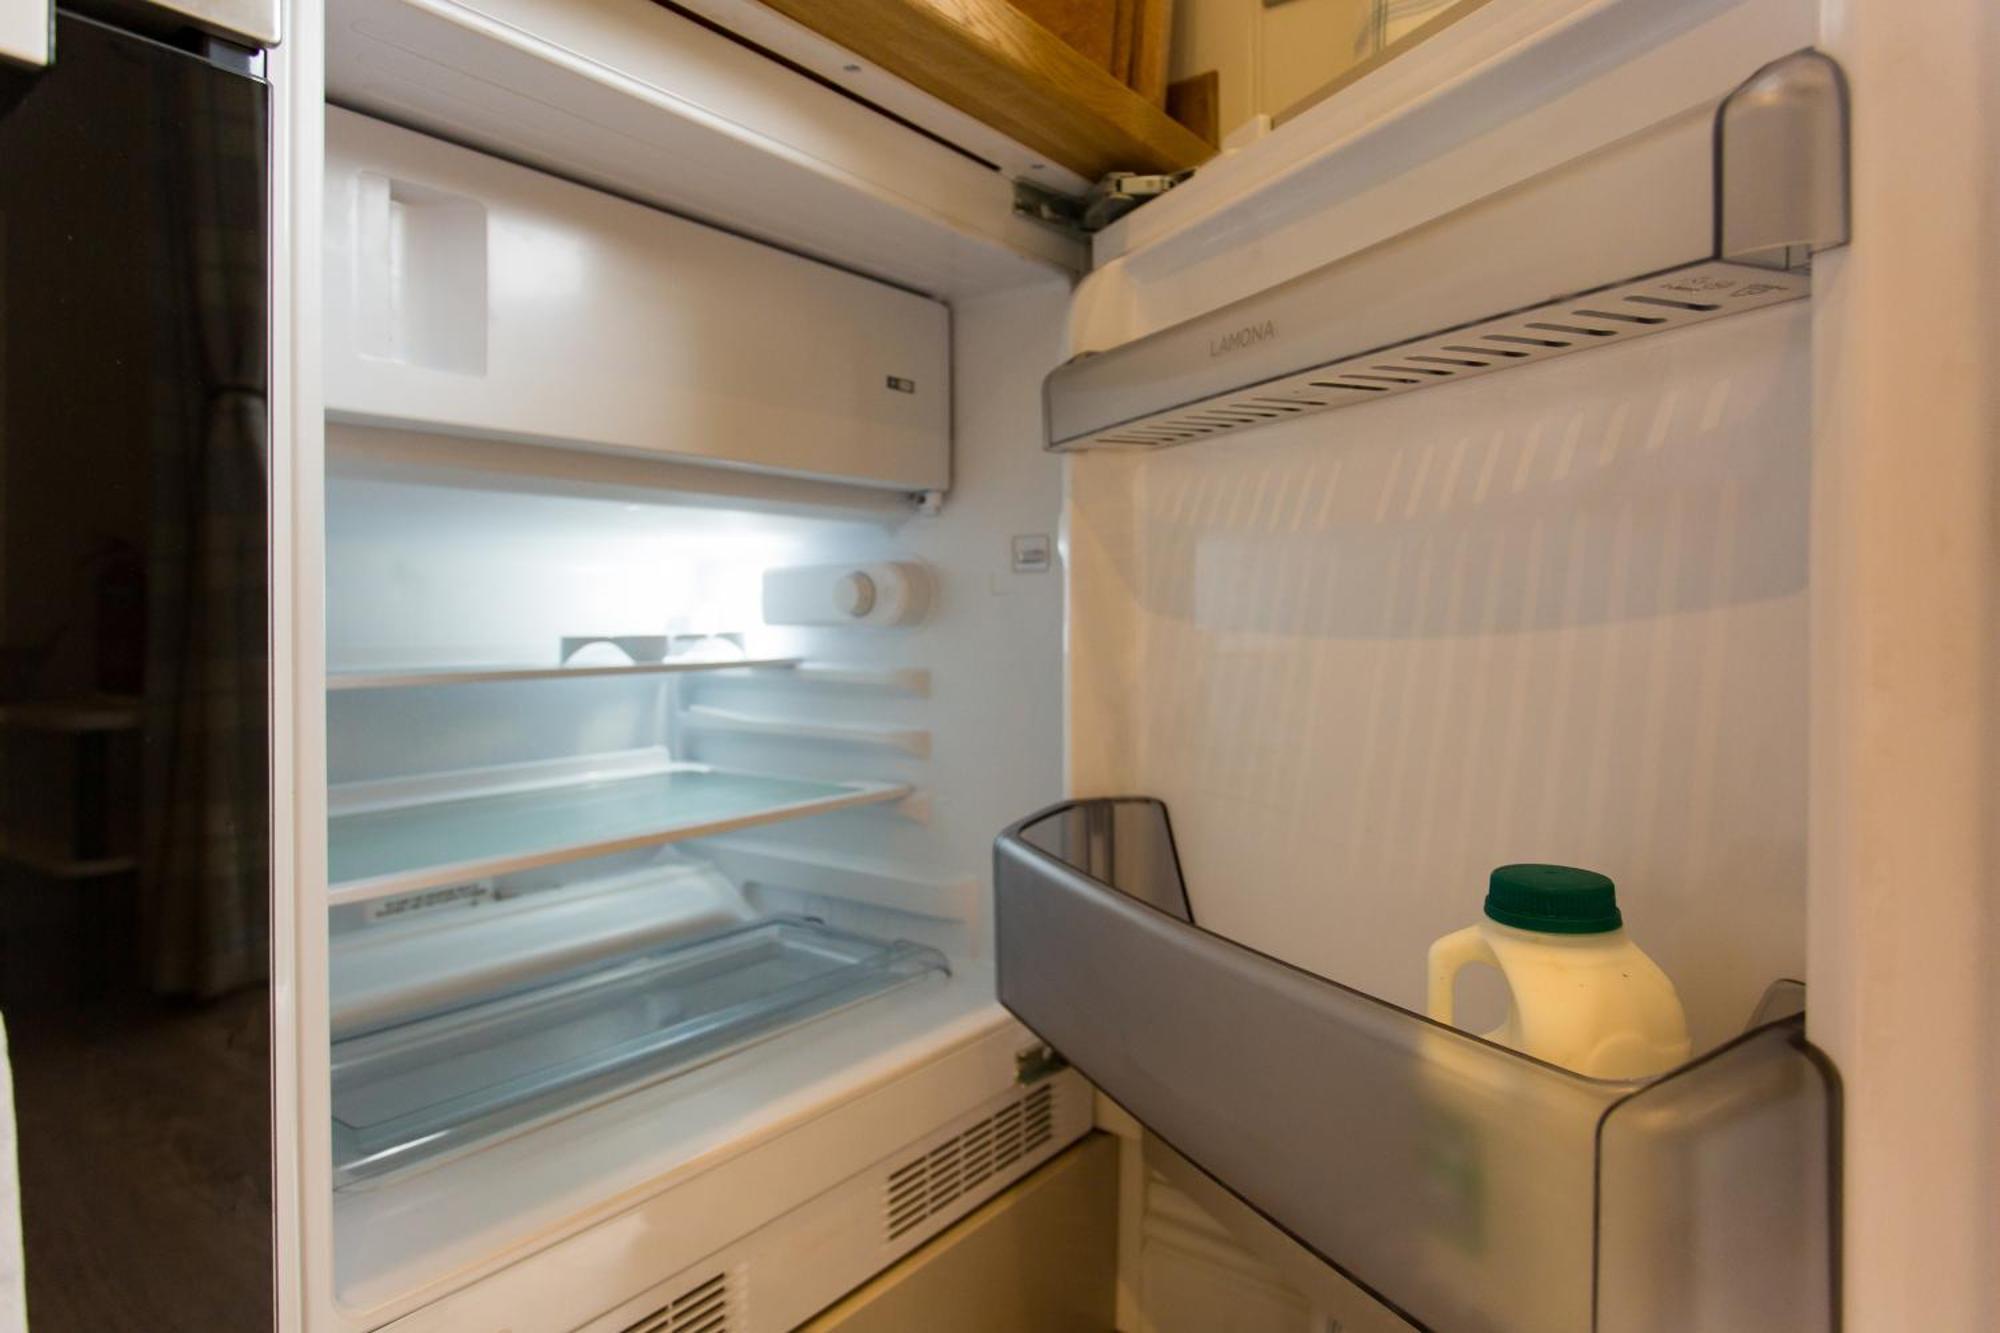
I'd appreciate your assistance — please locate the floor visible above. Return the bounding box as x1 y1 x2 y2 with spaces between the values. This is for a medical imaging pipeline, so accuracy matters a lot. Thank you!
9 985 272 1331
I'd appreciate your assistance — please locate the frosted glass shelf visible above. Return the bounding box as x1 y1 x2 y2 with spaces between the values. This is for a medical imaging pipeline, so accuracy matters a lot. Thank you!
327 657 800 690
331 916 949 1187
328 763 908 904
995 798 1837 1333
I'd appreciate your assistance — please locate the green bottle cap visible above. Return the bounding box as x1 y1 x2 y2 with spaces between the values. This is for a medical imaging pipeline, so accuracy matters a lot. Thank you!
1484 864 1623 935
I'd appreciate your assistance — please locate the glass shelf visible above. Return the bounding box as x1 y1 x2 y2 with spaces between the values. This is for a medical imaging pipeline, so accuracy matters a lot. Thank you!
328 764 908 904
996 798 1836 1333
327 656 800 691
331 916 949 1188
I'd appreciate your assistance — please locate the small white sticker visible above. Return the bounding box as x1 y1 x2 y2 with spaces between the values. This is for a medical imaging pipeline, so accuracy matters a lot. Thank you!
1011 534 1052 574
364 879 495 923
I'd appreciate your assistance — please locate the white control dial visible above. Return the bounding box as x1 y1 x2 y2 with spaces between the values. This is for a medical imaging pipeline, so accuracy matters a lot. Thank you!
832 571 878 618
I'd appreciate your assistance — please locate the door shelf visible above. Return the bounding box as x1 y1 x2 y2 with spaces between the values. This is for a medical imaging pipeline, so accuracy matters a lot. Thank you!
328 656 800 691
1045 50 1850 452
994 798 1837 1333
329 759 909 905
331 916 949 1188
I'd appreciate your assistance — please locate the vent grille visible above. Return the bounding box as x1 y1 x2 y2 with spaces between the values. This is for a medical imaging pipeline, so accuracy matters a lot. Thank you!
1057 261 1807 451
622 1271 731 1333
885 1084 1057 1240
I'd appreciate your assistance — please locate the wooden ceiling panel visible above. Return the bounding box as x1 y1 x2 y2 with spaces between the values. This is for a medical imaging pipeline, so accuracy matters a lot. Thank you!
749 0 1213 179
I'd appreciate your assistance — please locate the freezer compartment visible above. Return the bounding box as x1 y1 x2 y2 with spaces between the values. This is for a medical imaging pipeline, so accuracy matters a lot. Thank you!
994 798 1836 1333
322 109 954 492
332 916 950 1187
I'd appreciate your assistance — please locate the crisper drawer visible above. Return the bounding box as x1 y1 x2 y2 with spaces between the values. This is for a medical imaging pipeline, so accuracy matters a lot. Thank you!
322 108 951 493
331 916 949 1187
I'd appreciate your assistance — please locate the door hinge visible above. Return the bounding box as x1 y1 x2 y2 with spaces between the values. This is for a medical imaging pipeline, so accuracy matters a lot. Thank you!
1015 1042 1070 1085
1014 169 1193 239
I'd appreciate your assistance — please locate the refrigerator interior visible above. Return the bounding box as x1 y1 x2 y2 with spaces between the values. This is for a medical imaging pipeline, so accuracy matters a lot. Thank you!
317 272 1070 1311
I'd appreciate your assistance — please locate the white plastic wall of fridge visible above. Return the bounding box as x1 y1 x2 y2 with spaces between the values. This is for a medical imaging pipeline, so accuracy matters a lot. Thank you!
763 562 934 628
323 109 952 493
575 1073 1094 1333
352 173 488 375
1068 297 1812 1057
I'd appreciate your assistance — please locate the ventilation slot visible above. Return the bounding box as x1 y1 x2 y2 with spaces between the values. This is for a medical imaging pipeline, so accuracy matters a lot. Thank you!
1625 294 1720 311
1023 1083 1055 1146
884 1084 1058 1241
1483 333 1569 348
1526 321 1615 338
1572 307 1666 325
622 1272 731 1333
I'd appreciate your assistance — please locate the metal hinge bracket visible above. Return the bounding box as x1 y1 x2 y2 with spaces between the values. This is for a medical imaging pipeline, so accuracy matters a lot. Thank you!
1014 169 1193 239
1015 1042 1070 1085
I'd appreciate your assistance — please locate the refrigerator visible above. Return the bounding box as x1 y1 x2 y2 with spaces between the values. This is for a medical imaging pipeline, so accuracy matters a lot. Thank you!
11 0 1999 1327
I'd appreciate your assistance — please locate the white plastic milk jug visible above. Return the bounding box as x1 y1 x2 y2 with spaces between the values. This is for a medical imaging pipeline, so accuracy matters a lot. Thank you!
1427 864 1690 1079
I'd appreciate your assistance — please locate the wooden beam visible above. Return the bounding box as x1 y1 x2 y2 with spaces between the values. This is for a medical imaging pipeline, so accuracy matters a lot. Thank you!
1127 0 1172 106
1165 68 1219 147
1008 0 1118 73
746 0 1215 179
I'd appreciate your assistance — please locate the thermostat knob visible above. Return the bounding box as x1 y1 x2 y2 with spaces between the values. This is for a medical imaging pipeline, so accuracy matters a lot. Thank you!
833 571 877 618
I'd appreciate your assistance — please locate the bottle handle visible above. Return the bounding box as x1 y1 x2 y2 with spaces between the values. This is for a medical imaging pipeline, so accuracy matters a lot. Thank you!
1427 925 1501 1027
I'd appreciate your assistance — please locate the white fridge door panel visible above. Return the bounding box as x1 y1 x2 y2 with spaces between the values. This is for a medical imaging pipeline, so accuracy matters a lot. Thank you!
1051 9 1831 1331
323 108 951 493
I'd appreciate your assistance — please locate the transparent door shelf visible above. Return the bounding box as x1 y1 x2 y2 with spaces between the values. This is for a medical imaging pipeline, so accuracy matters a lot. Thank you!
994 799 1837 1333
332 917 949 1188
329 765 909 904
